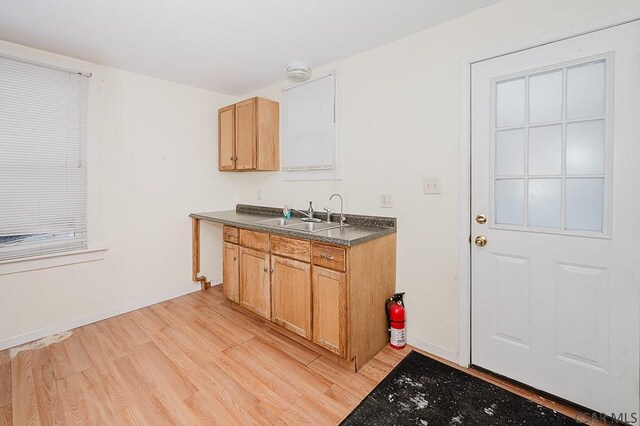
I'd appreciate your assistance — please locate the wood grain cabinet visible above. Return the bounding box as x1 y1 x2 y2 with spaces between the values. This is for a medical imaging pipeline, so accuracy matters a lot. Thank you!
312 266 346 356
222 226 396 371
222 242 239 303
271 255 312 339
218 97 279 171
239 247 271 319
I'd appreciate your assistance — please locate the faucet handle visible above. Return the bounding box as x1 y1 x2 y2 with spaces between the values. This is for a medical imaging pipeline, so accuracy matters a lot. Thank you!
323 207 332 223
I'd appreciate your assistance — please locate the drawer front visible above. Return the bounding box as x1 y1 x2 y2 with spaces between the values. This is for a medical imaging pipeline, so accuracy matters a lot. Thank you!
270 235 311 262
240 229 270 252
223 225 239 244
312 243 346 272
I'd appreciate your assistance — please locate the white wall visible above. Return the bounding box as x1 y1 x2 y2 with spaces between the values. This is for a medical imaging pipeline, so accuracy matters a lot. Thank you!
0 43 238 348
235 0 640 360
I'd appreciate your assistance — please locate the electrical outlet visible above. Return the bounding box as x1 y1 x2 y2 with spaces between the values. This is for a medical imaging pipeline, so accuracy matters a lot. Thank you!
380 193 393 208
423 177 441 194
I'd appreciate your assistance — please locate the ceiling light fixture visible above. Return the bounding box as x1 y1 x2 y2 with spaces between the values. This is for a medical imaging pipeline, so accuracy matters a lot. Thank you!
286 62 311 82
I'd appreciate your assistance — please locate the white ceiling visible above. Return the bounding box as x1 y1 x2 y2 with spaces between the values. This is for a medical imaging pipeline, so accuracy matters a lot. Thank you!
0 0 500 95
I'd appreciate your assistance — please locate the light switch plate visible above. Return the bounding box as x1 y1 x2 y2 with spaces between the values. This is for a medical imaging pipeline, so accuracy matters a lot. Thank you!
380 193 393 208
423 177 441 194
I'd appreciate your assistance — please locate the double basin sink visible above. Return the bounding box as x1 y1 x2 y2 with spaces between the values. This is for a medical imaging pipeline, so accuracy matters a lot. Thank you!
256 217 347 233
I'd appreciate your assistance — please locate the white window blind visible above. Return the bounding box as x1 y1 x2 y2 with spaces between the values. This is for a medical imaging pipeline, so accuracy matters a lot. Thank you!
0 55 89 261
282 73 336 171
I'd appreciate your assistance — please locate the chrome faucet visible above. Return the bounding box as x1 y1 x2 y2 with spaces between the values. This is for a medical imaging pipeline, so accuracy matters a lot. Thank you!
323 207 332 223
329 193 346 226
293 201 321 222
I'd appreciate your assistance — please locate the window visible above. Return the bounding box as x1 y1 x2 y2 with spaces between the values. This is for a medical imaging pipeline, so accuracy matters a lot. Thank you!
282 72 340 180
491 57 610 236
0 55 90 261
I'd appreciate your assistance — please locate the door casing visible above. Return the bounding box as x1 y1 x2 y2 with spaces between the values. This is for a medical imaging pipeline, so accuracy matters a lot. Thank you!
457 8 640 368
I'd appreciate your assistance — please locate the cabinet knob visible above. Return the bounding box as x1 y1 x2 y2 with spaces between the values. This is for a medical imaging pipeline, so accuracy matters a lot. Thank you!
233 256 237 261
320 254 335 261
263 267 268 272
270 268 274 273
230 156 234 161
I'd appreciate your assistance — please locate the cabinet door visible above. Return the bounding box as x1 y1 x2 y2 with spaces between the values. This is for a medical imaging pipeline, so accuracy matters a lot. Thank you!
222 242 239 303
239 247 270 319
235 98 256 170
312 266 347 356
271 255 312 339
218 105 236 170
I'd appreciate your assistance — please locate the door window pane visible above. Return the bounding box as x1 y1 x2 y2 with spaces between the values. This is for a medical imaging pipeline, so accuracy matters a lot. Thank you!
528 179 561 228
566 120 605 175
496 78 525 127
566 178 604 232
529 125 562 175
495 179 524 226
529 71 562 123
496 129 524 176
567 61 605 120
490 57 608 236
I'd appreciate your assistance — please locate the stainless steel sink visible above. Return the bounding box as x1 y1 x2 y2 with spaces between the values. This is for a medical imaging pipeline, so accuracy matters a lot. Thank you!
285 222 346 233
255 217 299 227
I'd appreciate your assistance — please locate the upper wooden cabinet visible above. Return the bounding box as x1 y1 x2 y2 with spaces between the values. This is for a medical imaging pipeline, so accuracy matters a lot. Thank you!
218 97 279 171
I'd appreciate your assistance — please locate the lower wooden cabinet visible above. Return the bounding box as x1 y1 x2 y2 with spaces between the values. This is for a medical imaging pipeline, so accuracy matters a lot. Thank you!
222 242 239 303
239 247 271 319
271 255 312 339
222 226 396 371
312 266 347 356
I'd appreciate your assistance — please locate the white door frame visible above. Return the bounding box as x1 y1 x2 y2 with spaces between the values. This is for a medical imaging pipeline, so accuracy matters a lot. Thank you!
458 7 640 369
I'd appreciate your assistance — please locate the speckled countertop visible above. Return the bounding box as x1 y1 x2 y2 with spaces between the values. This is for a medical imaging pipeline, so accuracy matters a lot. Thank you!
190 204 396 247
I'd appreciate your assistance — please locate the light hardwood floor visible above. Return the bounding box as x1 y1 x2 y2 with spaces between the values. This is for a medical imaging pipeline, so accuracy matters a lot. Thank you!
1 285 599 425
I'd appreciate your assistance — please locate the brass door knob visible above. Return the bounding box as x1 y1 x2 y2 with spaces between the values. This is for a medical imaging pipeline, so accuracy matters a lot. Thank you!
476 214 487 224
474 235 487 247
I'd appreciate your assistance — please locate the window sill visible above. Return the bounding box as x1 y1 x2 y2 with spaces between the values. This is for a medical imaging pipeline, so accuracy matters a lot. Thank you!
0 246 107 276
282 169 342 181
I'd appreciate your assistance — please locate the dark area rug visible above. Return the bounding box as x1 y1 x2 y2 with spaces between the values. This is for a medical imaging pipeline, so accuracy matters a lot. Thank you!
340 351 577 425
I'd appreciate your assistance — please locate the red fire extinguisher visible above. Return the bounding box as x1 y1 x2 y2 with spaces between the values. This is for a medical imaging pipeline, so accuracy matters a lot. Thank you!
386 292 406 349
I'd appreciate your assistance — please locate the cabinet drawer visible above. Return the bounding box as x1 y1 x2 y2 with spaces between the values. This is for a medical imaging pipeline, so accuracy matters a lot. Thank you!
312 243 346 272
223 225 239 244
270 235 311 262
240 229 270 252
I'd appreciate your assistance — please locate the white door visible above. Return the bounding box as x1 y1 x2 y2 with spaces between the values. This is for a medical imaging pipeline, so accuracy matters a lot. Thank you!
471 20 640 418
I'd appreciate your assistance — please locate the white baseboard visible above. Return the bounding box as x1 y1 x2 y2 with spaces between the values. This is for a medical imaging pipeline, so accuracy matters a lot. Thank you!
407 336 459 364
0 281 221 351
